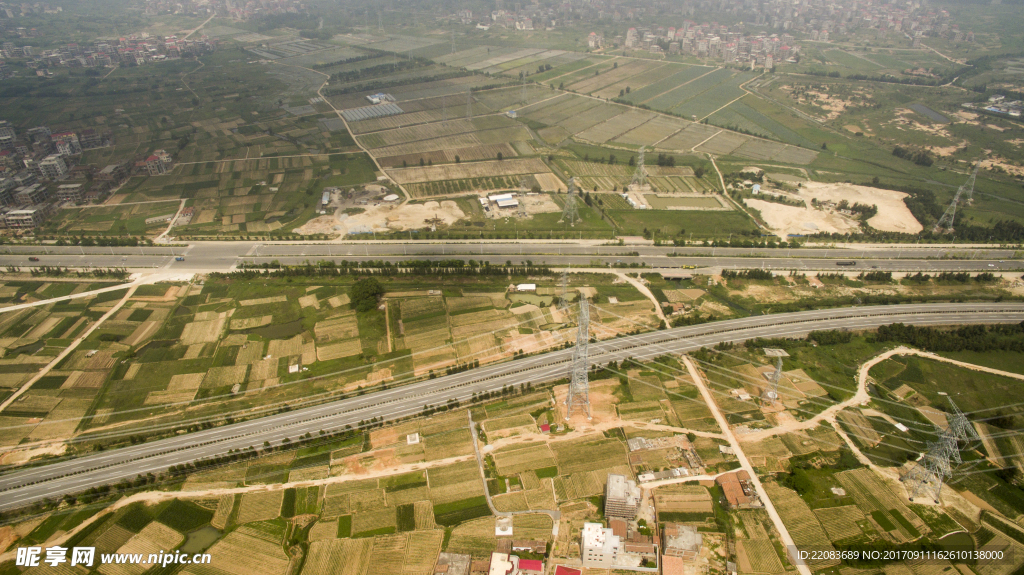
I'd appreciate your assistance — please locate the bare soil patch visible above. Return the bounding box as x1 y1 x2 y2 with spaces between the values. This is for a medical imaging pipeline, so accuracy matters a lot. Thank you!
339 200 465 234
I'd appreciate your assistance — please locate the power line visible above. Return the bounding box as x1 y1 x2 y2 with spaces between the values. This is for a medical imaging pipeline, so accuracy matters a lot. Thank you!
933 162 979 234
589 304 1024 468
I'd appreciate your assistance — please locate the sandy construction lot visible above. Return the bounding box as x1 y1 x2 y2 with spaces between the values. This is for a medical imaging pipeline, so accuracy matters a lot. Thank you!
749 182 922 238
341 200 465 234
800 182 922 234
746 199 859 238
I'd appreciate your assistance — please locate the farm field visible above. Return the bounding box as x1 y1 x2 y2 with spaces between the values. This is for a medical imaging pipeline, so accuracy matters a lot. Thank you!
8 325 1024 575
517 91 818 165
2 271 658 446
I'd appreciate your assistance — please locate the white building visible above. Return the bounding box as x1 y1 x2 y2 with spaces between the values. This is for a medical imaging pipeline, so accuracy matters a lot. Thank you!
605 473 642 519
581 522 621 568
39 153 67 179
488 553 516 575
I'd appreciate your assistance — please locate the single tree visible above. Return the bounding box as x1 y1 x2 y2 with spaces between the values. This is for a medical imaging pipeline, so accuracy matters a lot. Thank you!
349 277 385 312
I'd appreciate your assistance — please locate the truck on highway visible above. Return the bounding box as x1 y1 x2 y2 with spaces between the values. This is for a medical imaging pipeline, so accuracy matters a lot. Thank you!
835 261 856 266
175 256 185 261
28 257 39 262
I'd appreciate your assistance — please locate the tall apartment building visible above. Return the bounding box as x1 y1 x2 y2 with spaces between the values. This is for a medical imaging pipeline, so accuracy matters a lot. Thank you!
53 132 81 156
56 183 83 203
604 474 642 519
39 153 67 179
0 120 15 150
79 128 102 149
5 205 51 229
15 183 48 204
580 522 621 568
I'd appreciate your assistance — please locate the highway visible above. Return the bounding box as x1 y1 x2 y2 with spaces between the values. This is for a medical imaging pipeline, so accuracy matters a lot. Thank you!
0 302 1022 512
1 241 1018 262
0 245 1019 273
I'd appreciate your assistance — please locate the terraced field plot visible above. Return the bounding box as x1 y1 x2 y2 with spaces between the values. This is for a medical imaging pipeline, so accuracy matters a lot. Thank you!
591 62 686 99
500 51 589 78
737 538 785 573
836 468 925 542
577 110 657 144
814 505 866 542
388 158 550 185
492 443 557 475
613 117 687 147
622 66 717 106
763 484 838 568
566 59 663 95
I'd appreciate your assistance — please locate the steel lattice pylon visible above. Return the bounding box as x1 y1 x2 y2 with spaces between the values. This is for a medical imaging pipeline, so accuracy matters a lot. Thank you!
518 177 530 218
630 146 649 189
901 430 955 503
900 397 977 503
559 266 570 311
565 300 591 420
560 177 581 226
762 348 789 405
933 163 979 234
947 397 981 448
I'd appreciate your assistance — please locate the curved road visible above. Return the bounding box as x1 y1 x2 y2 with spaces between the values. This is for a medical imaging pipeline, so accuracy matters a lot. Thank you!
0 303 1022 511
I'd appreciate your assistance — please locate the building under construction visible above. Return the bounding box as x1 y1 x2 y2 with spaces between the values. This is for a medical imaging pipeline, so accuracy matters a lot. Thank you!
604 473 642 519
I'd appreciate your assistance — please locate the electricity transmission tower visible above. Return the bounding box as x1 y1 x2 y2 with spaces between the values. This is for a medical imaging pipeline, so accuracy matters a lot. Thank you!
901 431 955 503
630 146 648 189
451 29 456 54
559 266 571 311
466 90 473 120
946 398 981 448
560 177 581 226
442 93 447 124
518 177 529 218
520 73 528 105
933 163 980 234
377 10 384 32
565 300 591 420
900 397 977 503
762 348 788 405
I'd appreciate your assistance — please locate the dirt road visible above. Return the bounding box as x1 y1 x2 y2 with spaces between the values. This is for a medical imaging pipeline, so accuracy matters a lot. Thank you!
682 355 812 575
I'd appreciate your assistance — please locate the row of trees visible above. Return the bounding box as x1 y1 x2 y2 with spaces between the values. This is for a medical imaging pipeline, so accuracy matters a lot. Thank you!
892 145 935 167
876 322 1024 353
228 260 553 278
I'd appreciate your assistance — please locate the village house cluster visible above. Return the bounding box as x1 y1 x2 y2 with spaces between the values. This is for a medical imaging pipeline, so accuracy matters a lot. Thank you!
0 33 215 79
623 23 799 68
452 0 967 53
0 120 173 230
140 0 305 21
0 1 60 19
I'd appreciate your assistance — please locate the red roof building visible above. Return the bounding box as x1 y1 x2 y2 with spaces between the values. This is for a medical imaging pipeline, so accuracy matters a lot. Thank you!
609 518 627 538
518 559 543 574
554 567 581 575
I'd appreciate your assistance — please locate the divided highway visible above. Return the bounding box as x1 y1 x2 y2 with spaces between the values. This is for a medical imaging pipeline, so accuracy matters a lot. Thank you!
1 303 1022 512
0 241 1018 272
